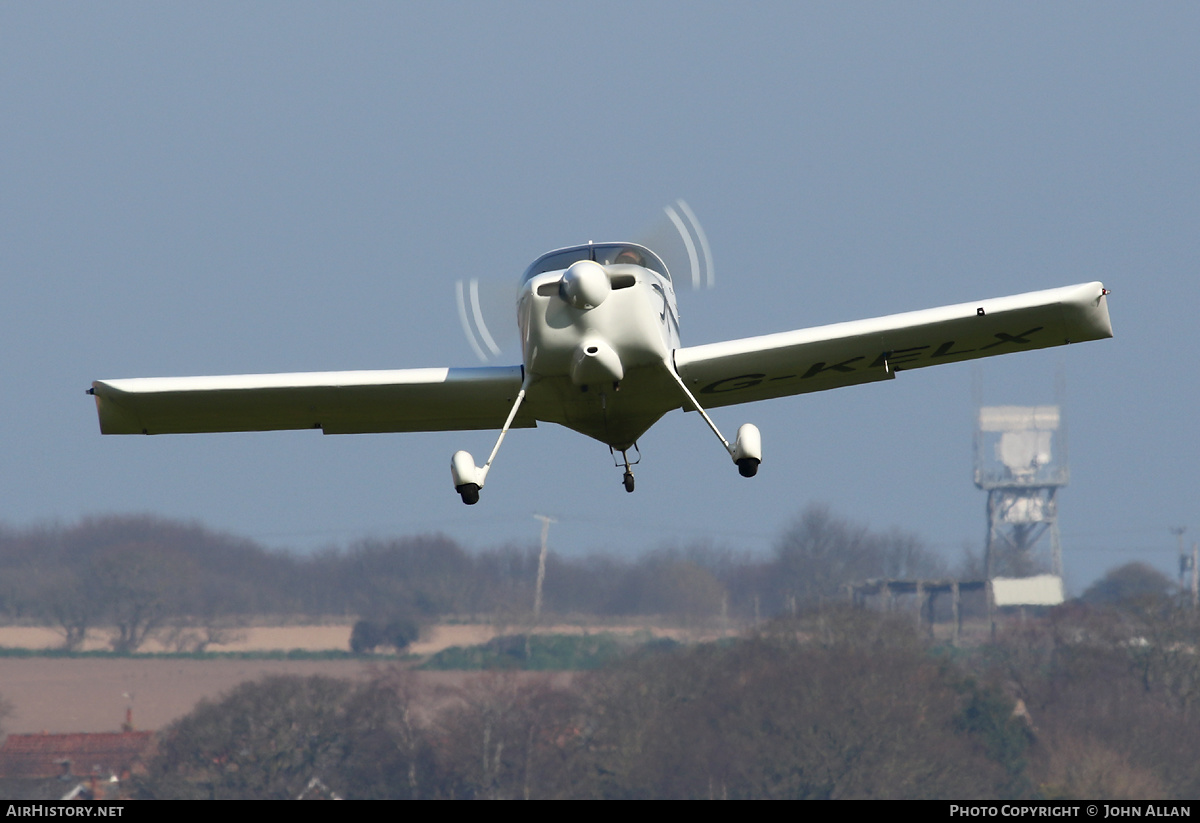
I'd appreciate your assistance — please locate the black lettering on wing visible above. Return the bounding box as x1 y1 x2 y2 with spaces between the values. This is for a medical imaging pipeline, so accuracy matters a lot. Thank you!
980 326 1043 349
931 341 976 358
700 374 767 394
870 346 928 369
802 357 864 379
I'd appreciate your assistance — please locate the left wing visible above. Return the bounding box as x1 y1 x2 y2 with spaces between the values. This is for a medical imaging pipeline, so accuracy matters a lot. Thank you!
89 365 534 435
673 282 1112 409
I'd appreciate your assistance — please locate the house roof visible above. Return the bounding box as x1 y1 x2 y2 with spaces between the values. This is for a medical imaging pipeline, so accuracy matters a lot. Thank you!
0 732 156 779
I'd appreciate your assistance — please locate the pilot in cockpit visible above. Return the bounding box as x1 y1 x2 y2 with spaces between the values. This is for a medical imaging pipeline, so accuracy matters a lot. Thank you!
613 248 645 267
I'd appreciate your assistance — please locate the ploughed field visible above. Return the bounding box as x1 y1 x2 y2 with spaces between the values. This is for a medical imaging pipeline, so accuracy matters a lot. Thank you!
0 622 695 734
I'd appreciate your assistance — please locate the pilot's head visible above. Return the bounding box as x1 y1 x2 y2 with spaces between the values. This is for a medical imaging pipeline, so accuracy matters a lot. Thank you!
614 248 645 266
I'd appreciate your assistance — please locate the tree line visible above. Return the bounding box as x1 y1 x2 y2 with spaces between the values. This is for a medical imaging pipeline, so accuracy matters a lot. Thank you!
0 506 947 651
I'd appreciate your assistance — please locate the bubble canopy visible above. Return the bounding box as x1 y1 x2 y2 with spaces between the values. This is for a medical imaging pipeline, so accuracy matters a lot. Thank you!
522 243 670 282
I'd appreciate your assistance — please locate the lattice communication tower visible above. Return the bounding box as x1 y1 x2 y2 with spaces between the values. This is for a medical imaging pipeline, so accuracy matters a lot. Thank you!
974 405 1068 579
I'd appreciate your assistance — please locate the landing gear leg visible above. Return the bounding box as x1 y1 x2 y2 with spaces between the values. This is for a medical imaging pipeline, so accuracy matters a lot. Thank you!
663 361 762 478
450 376 531 505
619 448 636 493
611 445 640 493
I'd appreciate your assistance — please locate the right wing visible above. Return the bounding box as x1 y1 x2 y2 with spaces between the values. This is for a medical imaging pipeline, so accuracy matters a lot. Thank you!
89 365 534 435
674 282 1112 409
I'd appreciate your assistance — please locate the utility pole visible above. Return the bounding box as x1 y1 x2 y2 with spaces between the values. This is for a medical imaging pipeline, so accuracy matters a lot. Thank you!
1171 526 1188 600
1192 542 1199 610
532 515 555 620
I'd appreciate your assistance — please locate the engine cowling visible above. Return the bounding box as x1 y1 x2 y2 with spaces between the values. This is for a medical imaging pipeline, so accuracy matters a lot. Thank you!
560 259 611 310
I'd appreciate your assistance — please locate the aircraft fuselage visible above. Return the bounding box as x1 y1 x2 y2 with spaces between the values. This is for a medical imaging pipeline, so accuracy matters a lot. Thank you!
517 243 683 450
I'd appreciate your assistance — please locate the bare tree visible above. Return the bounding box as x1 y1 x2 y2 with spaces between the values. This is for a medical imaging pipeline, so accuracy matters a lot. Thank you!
33 566 103 651
140 672 441 799
583 609 1010 799
144 675 357 799
772 505 944 611
92 542 191 653
434 672 585 799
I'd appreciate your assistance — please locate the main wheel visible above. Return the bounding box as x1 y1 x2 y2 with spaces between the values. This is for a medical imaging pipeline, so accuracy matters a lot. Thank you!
736 457 760 478
456 483 481 505
623 472 635 493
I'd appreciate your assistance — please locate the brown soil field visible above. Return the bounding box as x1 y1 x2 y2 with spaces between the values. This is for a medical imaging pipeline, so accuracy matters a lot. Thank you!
0 621 717 655
0 658 574 735
0 622 724 736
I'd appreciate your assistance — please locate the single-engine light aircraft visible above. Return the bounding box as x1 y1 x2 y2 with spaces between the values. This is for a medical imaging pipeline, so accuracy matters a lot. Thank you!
89 241 1113 504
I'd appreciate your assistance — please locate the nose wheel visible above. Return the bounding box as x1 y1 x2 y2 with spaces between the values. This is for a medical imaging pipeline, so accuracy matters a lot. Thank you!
612 444 640 493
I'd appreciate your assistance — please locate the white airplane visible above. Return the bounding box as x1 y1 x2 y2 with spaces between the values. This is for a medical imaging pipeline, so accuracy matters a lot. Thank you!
89 241 1113 504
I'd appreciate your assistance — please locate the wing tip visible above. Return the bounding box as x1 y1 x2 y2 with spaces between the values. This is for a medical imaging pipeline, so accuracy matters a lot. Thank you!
91 387 146 435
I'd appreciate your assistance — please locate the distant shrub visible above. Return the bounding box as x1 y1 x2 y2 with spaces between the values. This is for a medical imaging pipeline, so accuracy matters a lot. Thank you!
350 617 421 654
421 633 629 671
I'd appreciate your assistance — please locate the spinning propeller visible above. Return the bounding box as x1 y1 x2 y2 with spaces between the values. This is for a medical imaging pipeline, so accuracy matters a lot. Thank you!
454 199 715 363
637 198 715 291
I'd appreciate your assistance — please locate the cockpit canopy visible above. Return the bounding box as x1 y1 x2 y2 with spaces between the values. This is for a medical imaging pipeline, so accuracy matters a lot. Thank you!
522 243 670 283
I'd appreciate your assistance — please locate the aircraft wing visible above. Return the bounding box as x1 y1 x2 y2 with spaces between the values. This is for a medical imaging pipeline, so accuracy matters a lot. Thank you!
673 282 1112 409
90 365 534 435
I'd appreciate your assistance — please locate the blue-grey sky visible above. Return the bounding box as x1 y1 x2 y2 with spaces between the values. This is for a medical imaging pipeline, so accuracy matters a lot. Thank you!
2 3 1196 593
